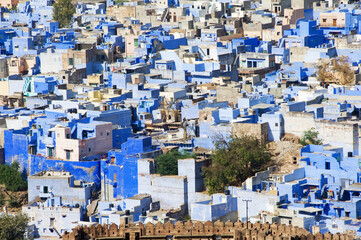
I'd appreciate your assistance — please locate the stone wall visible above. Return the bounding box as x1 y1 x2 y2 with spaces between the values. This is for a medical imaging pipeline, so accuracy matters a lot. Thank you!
62 220 353 240
283 111 315 137
315 120 359 156
233 122 268 144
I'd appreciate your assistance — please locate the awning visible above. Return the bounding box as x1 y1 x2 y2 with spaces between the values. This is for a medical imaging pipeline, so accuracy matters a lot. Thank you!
300 183 319 187
63 147 74 151
81 128 94 132
332 206 344 209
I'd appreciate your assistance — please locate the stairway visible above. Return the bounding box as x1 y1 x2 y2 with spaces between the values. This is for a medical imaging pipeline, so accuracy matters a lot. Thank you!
52 227 62 238
161 8 169 22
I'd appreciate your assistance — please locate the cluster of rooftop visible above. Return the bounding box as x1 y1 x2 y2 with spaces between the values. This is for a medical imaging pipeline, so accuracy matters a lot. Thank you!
2 0 361 238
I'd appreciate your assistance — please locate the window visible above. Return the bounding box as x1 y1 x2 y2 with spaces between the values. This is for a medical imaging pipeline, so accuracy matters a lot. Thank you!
65 150 71 160
43 186 48 193
69 58 73 65
110 157 115 164
325 162 330 170
47 147 54 157
134 39 139 47
88 148 91 152
66 134 70 139
322 19 326 23
50 218 55 227
275 123 278 127
333 19 337 26
28 146 36 155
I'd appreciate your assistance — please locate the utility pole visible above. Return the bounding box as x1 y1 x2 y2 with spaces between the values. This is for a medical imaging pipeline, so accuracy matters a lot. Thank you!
242 199 252 229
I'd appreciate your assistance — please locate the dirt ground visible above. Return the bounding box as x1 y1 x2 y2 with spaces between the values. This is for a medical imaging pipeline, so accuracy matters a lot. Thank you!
0 184 28 213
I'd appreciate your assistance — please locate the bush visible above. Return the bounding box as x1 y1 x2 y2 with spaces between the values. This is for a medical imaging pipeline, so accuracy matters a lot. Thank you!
0 162 27 192
9 195 22 208
299 128 323 146
0 193 5 206
0 213 29 240
156 150 196 175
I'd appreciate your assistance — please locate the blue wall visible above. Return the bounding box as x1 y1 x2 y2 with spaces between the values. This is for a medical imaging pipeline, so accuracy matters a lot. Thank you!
4 129 29 169
30 155 101 189
102 153 139 200
112 128 132 149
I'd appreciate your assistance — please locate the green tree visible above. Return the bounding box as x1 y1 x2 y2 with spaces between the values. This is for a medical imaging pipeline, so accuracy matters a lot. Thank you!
299 128 323 146
156 150 196 175
0 162 27 192
53 0 75 28
0 214 29 240
203 135 272 194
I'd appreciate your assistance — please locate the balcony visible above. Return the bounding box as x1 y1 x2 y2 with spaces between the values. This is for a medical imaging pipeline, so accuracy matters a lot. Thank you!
39 192 52 199
320 22 345 28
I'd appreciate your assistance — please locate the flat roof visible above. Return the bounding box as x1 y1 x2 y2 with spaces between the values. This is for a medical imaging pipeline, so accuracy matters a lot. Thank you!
345 183 361 191
298 207 322 213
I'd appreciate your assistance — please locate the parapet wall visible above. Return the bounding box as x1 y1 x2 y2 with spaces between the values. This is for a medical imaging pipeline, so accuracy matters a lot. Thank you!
62 220 354 240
